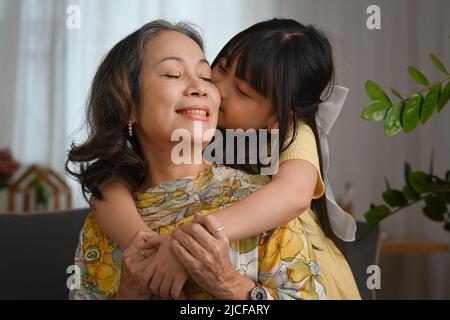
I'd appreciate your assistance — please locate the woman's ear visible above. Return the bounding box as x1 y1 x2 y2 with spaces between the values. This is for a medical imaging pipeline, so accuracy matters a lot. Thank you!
130 107 137 124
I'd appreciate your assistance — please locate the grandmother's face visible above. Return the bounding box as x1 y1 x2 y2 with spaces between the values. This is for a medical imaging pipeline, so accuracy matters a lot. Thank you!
136 31 220 149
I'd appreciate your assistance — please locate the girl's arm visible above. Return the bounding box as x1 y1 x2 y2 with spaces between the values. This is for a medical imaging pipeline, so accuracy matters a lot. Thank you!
212 159 318 241
91 178 156 248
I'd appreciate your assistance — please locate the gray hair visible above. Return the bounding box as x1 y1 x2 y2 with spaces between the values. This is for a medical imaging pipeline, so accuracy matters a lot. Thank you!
136 20 204 54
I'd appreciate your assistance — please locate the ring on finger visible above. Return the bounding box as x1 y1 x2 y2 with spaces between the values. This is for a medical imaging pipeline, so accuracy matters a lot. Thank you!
139 248 149 258
211 226 224 236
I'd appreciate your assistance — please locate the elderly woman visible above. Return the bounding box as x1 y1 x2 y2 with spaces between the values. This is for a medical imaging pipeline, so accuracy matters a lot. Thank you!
67 20 332 300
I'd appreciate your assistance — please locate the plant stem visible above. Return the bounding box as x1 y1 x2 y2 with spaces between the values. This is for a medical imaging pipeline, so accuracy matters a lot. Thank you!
380 187 450 219
394 74 450 104
417 74 450 95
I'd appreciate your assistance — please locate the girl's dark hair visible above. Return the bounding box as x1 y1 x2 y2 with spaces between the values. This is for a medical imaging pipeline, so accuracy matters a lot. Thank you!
212 18 339 246
66 20 204 202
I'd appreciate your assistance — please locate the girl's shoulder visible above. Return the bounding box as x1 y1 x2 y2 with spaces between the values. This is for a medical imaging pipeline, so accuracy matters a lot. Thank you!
280 120 318 163
280 120 325 199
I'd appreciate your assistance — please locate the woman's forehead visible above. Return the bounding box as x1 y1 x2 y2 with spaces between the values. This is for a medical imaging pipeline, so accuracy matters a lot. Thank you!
143 31 205 64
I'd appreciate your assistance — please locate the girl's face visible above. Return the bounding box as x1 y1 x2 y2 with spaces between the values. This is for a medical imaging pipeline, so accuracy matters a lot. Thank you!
136 31 220 148
211 59 277 130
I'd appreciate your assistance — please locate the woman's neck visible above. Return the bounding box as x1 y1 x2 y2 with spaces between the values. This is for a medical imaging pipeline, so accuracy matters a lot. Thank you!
139 142 209 190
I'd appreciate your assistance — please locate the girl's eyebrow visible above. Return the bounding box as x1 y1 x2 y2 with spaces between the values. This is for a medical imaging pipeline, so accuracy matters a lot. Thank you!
157 56 210 66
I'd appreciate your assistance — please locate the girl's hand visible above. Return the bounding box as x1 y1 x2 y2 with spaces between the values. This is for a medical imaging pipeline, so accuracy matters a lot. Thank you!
115 231 162 300
146 234 189 300
171 213 250 299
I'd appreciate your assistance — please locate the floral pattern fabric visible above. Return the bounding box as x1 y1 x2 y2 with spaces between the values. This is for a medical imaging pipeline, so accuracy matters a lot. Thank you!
69 165 327 300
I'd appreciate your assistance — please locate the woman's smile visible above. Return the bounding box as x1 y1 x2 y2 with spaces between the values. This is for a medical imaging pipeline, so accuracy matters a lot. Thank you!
176 105 210 122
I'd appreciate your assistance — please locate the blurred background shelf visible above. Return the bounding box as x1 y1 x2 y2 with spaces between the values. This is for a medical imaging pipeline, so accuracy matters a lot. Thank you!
380 237 449 254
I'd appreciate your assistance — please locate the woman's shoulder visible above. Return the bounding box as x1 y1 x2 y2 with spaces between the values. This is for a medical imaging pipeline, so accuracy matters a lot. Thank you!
193 165 271 204
210 165 271 186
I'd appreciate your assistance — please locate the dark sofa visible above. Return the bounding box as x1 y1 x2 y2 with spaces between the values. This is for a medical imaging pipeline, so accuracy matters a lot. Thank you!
0 209 379 300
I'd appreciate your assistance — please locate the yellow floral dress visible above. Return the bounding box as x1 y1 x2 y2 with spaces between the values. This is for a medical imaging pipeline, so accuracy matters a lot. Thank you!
70 165 327 300
280 121 361 300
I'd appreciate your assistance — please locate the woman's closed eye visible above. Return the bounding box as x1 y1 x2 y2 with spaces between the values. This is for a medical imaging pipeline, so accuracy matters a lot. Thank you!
164 74 181 79
163 74 212 82
200 76 212 83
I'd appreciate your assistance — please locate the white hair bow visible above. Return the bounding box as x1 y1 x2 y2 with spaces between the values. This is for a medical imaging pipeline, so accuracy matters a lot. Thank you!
316 86 357 242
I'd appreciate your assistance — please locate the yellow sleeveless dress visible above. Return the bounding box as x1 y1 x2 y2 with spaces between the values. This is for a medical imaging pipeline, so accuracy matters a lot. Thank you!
280 120 361 300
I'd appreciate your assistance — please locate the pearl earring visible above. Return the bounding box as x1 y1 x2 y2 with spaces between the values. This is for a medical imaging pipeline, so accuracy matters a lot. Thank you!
128 120 133 137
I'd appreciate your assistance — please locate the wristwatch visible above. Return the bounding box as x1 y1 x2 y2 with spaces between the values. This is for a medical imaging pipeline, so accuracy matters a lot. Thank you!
250 282 267 300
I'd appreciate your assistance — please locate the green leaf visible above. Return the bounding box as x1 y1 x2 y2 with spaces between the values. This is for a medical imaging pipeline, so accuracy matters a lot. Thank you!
446 170 450 182
423 196 447 221
361 100 390 121
444 223 450 232
402 94 423 132
423 207 446 222
404 162 413 186
365 80 391 106
425 195 447 214
429 53 449 75
409 171 433 193
383 189 408 207
364 205 391 225
429 150 434 175
384 103 403 136
437 81 450 112
420 84 441 124
403 185 420 201
390 87 404 101
408 66 430 86
384 177 391 190
436 192 450 204
430 176 450 192
34 178 48 205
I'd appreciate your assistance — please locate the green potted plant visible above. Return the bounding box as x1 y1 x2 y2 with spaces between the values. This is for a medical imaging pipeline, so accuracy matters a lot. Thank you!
360 47 450 238
33 177 50 211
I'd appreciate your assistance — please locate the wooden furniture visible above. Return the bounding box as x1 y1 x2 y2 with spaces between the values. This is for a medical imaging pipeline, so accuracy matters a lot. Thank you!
7 165 71 212
380 237 449 254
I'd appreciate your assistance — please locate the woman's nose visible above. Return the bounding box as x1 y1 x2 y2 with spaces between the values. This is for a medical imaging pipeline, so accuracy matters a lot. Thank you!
184 77 207 97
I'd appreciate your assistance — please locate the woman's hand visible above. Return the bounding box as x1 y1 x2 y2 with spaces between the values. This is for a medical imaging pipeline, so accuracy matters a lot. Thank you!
115 231 162 300
146 234 189 299
171 213 255 300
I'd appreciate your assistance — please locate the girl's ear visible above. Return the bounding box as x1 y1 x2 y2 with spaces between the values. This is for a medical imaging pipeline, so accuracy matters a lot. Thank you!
267 115 279 131
287 111 295 127
267 111 295 131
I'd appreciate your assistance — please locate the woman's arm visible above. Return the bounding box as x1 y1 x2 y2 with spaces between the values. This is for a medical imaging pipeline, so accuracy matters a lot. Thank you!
91 178 156 248
211 159 318 241
171 213 252 299
171 213 323 300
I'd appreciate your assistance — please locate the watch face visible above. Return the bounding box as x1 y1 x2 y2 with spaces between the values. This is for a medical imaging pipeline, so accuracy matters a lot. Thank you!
252 287 267 300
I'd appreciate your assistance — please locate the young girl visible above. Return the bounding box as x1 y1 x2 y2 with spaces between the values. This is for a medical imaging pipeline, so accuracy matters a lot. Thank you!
91 18 358 299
